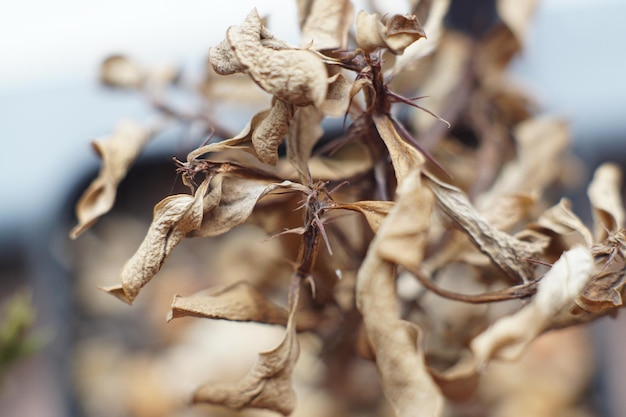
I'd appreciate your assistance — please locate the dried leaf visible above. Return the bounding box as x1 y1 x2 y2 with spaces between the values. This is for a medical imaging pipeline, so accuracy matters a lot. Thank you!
252 99 294 165
355 11 386 53
208 38 247 75
100 55 144 88
226 9 328 106
480 117 569 200
373 113 426 185
497 0 539 45
335 200 394 232
356 11 426 55
71 120 153 238
300 0 354 50
425 173 545 283
167 281 289 325
193 288 300 415
587 163 624 242
480 193 536 231
471 246 594 367
392 0 451 74
192 176 307 237
279 140 374 181
532 198 593 248
575 269 626 314
377 171 434 272
384 14 427 54
319 71 352 117
103 179 210 304
286 106 323 182
356 169 443 417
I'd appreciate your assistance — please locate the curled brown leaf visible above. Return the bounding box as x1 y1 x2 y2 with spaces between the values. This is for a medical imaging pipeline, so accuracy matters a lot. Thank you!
103 179 210 304
425 173 546 283
167 281 289 325
71 120 153 239
299 0 354 50
192 282 301 415
470 246 594 367
252 99 294 165
356 169 443 417
587 163 624 242
219 9 329 107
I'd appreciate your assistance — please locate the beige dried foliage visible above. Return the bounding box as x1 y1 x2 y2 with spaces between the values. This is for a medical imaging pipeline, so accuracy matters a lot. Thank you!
191 175 307 238
101 179 209 304
100 55 144 88
393 0 451 74
357 169 443 417
425 173 545 283
193 290 301 416
335 200 394 233
280 140 374 181
532 198 593 248
482 117 569 199
252 99 295 165
497 0 539 45
408 31 472 133
356 11 426 55
71 120 152 239
286 106 324 181
319 71 352 117
588 163 625 242
299 0 354 50
211 9 329 107
471 246 594 367
373 113 426 185
168 281 289 325
71 2 619 416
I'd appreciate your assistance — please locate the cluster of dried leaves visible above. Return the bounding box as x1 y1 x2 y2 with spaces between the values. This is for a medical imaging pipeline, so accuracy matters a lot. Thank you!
71 1 625 416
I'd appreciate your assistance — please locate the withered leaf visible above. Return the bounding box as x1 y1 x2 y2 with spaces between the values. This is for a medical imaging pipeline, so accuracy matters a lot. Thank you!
356 11 426 55
587 163 624 242
384 14 427 54
319 71 351 117
192 175 307 237
575 268 626 314
103 179 210 304
100 55 144 88
252 99 294 165
299 0 354 50
392 0 451 74
425 173 546 283
279 140 373 181
167 281 289 325
471 246 594 367
377 170 434 272
497 0 539 45
71 120 153 239
373 113 426 186
531 198 593 247
481 117 569 199
335 200 394 233
193 288 300 415
208 38 247 75
226 9 328 107
355 11 386 54
356 169 443 417
286 105 323 182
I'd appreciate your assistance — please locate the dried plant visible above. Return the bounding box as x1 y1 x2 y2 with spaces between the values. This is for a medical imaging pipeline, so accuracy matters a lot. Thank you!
71 1 623 416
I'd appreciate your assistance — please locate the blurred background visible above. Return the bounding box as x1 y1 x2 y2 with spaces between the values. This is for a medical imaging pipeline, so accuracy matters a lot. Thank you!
1 0 625 416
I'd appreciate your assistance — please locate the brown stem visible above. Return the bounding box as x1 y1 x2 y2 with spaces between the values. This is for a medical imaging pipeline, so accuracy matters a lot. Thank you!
412 268 538 304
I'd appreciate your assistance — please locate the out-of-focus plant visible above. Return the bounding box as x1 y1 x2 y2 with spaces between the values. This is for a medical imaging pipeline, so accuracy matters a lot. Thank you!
70 1 623 416
0 290 43 381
